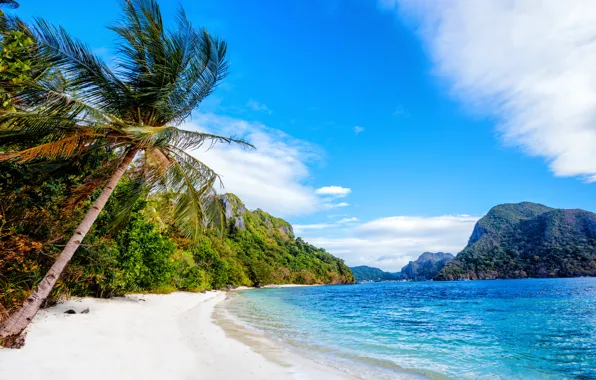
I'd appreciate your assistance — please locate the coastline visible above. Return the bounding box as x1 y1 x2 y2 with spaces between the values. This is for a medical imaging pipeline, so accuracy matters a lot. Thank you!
0 291 351 380
219 287 433 380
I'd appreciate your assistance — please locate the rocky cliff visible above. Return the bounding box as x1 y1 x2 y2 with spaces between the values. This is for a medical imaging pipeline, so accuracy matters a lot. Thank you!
436 202 596 280
400 252 454 280
211 194 354 285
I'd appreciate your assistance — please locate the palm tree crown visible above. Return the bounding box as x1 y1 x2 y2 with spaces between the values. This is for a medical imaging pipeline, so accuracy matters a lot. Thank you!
0 0 254 347
0 0 251 239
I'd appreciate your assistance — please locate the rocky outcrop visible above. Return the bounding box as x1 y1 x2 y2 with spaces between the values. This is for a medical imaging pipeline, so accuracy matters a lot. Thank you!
278 225 293 236
234 216 246 230
214 193 355 285
221 195 236 220
437 202 596 280
400 252 454 280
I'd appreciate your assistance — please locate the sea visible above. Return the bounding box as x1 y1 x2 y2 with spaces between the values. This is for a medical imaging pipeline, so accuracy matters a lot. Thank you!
220 278 596 380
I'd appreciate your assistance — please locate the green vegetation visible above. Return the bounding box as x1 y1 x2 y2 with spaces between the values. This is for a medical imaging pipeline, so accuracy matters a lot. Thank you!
0 0 352 346
0 0 249 344
437 202 596 280
0 166 353 317
350 266 399 282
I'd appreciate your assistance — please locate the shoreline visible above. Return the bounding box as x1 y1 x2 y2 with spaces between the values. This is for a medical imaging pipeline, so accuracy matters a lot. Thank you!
0 291 352 379
229 283 323 291
218 289 432 380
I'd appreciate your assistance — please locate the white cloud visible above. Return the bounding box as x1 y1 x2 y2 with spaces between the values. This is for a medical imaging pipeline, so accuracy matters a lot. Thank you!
293 224 335 234
337 217 359 224
185 114 352 217
326 202 350 209
185 114 318 216
353 125 365 135
293 217 360 234
246 99 272 115
299 214 479 272
387 0 596 182
315 186 352 197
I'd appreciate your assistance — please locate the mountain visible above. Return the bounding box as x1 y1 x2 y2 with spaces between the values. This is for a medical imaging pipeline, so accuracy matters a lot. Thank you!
400 252 454 280
1 177 355 318
436 202 596 280
216 194 355 285
350 266 399 282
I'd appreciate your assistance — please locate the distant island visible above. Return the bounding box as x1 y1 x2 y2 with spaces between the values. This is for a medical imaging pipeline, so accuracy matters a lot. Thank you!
401 252 454 280
350 266 400 282
351 251 454 282
353 201 596 282
436 202 596 280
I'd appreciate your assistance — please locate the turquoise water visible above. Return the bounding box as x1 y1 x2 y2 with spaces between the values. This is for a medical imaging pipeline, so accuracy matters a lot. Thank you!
225 279 596 379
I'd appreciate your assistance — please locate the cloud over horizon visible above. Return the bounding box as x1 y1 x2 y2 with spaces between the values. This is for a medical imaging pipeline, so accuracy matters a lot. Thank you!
185 114 351 217
385 0 596 182
297 214 480 272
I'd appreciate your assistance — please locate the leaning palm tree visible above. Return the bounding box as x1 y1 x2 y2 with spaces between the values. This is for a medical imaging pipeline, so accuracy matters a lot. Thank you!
0 0 250 347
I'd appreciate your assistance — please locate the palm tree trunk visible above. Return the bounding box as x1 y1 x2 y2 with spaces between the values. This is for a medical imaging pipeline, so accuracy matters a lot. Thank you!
0 148 138 348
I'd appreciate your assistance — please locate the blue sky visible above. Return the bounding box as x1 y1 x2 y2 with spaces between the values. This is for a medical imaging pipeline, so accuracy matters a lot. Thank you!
13 1 596 271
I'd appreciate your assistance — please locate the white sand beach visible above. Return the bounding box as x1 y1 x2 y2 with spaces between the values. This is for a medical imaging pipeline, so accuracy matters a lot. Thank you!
0 291 351 380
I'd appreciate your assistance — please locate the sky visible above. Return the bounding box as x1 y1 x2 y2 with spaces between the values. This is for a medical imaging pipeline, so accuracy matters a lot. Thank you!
12 0 596 271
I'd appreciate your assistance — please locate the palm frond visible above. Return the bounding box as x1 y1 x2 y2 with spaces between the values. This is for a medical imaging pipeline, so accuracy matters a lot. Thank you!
146 146 170 176
142 146 222 240
30 18 131 117
0 130 104 163
14 76 116 125
64 156 122 213
108 171 147 232
121 125 254 151
109 0 228 126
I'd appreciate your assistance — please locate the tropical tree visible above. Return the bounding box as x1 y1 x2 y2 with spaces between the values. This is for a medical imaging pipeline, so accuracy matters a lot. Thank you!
0 10 48 112
0 0 250 347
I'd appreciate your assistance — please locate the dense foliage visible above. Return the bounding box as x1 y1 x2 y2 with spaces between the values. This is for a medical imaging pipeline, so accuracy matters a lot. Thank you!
0 0 249 341
350 266 399 282
437 202 596 280
400 252 453 280
0 165 353 319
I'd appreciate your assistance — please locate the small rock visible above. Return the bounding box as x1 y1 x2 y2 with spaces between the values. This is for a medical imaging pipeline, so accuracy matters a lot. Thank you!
81 308 90 314
255 283 263 289
234 216 246 230
64 309 76 314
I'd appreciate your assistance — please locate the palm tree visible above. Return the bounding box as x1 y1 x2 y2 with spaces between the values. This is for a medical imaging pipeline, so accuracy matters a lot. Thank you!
0 0 250 347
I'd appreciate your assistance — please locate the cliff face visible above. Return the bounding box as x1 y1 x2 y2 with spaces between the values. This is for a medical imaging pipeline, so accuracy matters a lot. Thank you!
400 252 454 280
213 194 354 285
436 202 596 280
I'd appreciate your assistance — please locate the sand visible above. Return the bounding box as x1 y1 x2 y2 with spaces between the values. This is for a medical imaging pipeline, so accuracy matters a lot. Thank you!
0 291 352 380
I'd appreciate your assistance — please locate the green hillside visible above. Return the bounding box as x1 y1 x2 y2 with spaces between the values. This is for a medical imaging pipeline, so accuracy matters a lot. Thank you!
0 165 353 316
437 202 596 280
350 266 399 282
